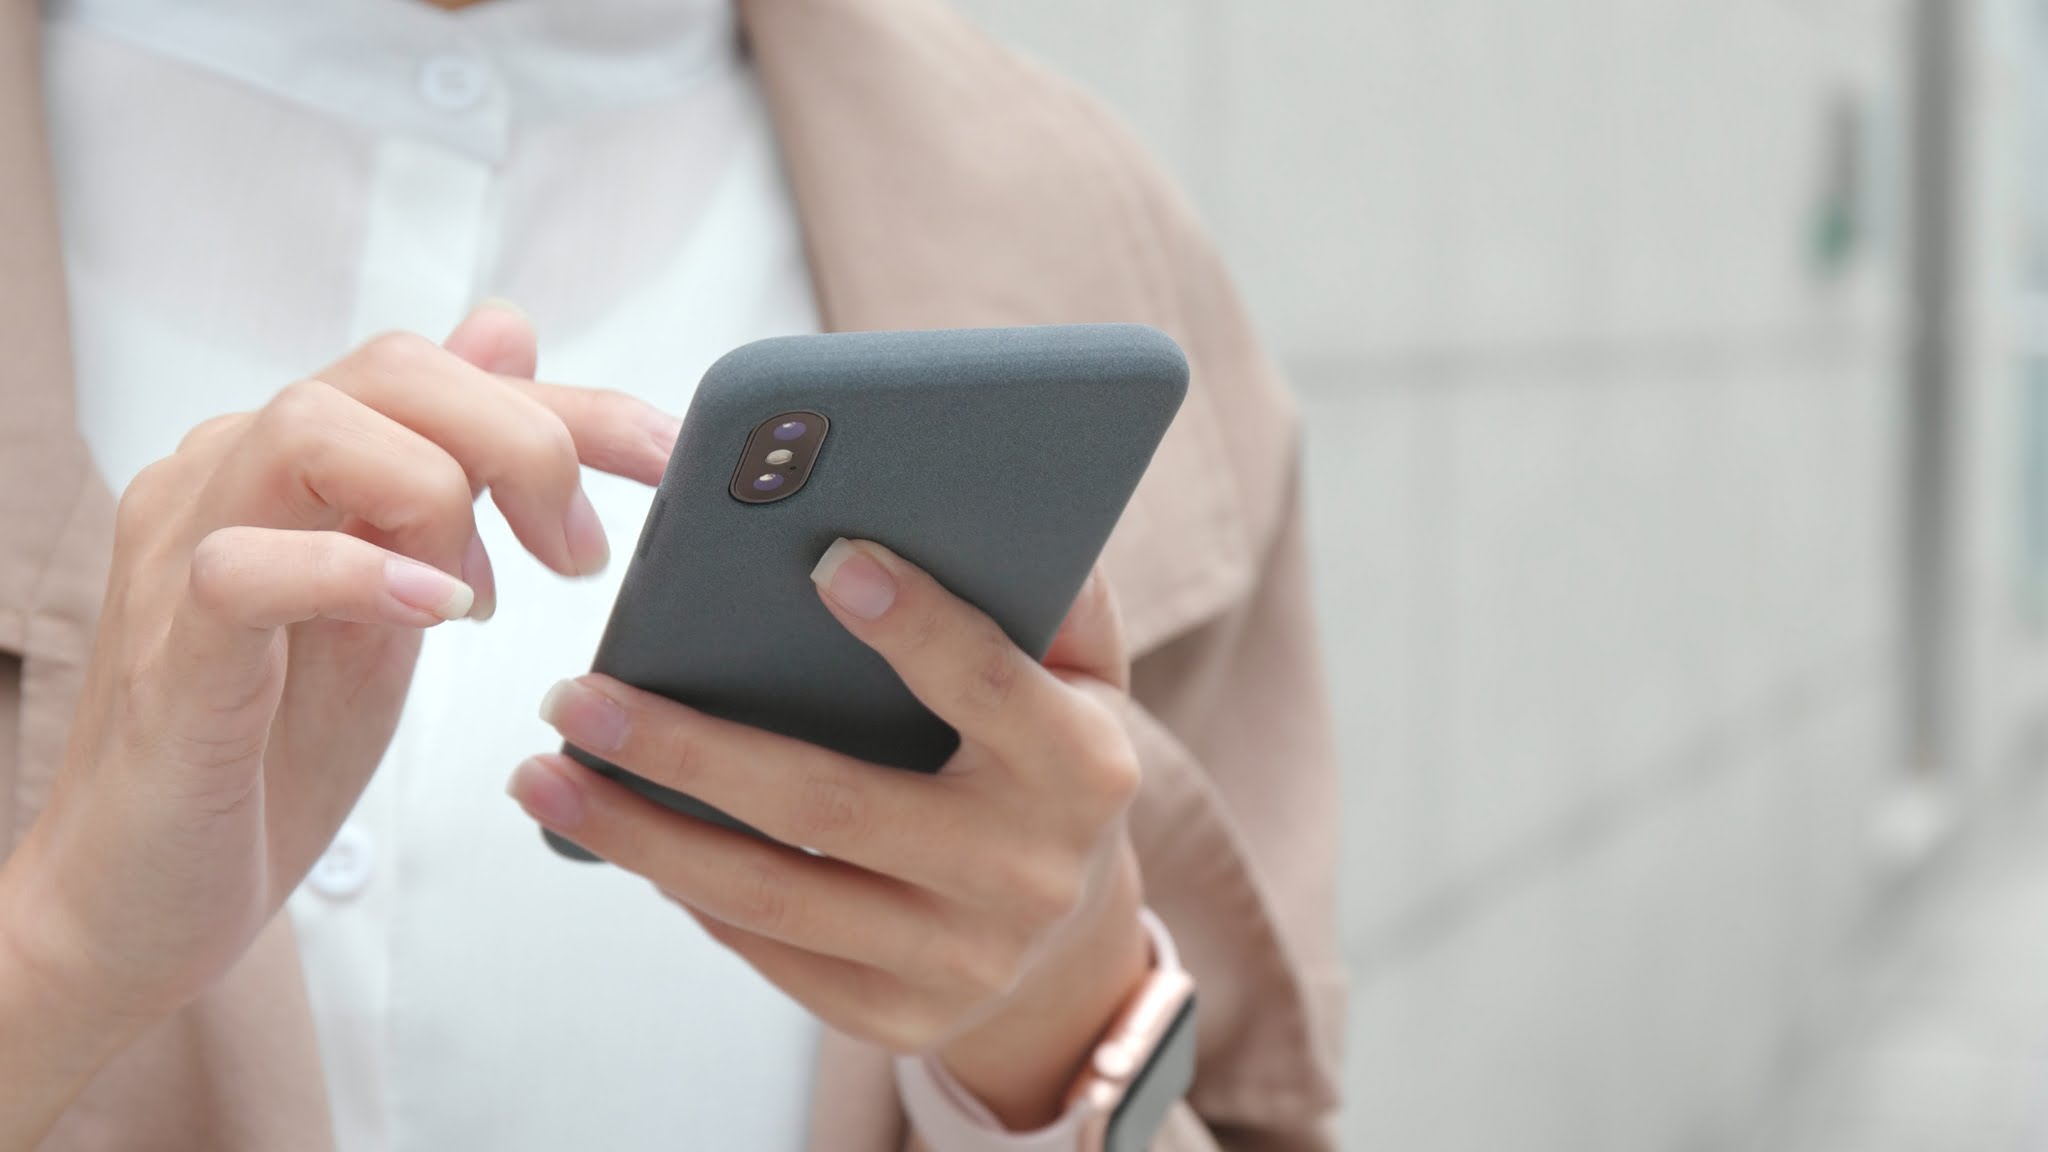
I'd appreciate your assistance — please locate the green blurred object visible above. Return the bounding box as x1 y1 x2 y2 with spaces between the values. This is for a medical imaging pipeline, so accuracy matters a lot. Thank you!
1811 96 1866 279
1814 195 1859 274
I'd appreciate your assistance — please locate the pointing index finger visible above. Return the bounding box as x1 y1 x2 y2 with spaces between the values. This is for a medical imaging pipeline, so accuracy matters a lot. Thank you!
510 378 679 489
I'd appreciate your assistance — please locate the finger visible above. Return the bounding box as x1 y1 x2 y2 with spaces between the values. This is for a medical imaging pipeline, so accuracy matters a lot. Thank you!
443 314 593 605
538 674 959 881
512 379 678 488
184 526 476 629
506 754 931 969
153 527 472 758
444 301 678 484
442 299 538 378
807 539 1064 757
175 412 252 462
461 530 498 622
1039 566 1128 690
313 330 604 576
677 905 943 1053
197 380 481 580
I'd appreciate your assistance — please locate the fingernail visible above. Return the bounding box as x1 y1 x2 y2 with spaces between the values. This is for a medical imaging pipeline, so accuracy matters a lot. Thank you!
563 488 610 576
384 557 474 621
540 677 628 754
477 296 528 321
811 538 896 620
508 757 585 830
461 532 496 621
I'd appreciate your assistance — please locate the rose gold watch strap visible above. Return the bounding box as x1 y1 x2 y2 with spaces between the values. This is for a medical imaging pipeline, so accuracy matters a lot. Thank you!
894 908 1183 1152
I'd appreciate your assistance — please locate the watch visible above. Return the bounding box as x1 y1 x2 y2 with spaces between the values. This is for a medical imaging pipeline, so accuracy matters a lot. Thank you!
895 908 1199 1152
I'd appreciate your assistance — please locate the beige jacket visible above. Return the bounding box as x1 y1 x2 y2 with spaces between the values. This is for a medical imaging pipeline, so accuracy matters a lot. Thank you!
0 1 1344 1148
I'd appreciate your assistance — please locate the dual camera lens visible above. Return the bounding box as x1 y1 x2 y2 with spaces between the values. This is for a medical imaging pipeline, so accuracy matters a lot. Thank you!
752 420 807 489
730 411 828 504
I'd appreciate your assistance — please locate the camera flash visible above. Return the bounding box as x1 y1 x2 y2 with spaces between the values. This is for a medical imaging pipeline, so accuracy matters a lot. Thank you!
766 449 795 465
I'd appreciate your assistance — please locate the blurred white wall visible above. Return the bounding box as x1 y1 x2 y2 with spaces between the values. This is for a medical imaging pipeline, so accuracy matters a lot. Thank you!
949 3 1913 1149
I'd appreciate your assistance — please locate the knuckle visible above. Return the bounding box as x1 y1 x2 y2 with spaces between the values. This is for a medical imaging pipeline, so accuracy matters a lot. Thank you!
730 860 795 934
176 412 248 455
113 481 153 539
898 598 945 655
1081 744 1143 816
1022 862 1085 927
115 459 180 539
381 453 474 544
988 853 1083 927
650 724 703 791
1056 699 1142 810
353 330 441 381
932 936 1022 1002
266 377 339 426
421 453 477 518
952 626 1021 714
791 772 868 845
256 383 343 463
506 406 578 471
185 528 249 613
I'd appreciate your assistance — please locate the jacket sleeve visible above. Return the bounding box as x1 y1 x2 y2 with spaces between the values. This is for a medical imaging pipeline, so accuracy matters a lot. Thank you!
1108 85 1346 1143
1127 451 1346 1152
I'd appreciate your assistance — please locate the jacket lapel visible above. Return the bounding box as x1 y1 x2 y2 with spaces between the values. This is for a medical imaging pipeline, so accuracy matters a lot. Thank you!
0 0 118 851
739 0 1255 662
0 0 98 649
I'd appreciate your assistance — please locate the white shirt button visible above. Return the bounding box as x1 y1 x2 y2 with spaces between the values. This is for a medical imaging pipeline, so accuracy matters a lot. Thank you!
418 53 489 111
307 823 376 900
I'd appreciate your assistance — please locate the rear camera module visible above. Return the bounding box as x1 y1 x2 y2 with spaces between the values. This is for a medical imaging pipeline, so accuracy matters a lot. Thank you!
732 410 828 505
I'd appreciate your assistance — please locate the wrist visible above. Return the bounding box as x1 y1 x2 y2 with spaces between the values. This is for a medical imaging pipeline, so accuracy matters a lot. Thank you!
935 845 1150 1131
0 847 151 1145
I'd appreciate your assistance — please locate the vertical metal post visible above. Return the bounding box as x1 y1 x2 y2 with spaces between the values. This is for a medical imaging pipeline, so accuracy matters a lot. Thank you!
1903 0 1963 774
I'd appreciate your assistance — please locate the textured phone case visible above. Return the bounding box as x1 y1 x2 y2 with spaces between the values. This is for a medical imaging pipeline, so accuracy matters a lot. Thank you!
547 324 1189 860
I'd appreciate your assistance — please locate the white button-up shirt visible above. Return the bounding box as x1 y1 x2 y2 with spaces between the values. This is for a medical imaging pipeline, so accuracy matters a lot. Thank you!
42 2 823 1149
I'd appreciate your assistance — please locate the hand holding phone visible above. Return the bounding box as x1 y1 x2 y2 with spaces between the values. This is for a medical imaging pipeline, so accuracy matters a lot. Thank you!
511 324 1197 1137
549 323 1187 844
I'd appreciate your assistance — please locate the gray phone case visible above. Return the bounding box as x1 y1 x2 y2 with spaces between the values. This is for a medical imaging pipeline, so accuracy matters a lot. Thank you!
547 324 1188 860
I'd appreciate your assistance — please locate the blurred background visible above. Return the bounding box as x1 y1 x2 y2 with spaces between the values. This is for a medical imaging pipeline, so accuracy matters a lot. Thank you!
953 2 2048 1150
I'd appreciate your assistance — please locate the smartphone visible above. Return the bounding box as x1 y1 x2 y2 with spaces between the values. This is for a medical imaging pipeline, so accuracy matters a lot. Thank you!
546 324 1189 860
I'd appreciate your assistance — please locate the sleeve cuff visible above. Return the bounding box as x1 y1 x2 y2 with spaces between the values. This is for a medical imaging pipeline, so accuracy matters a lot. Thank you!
894 908 1181 1152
